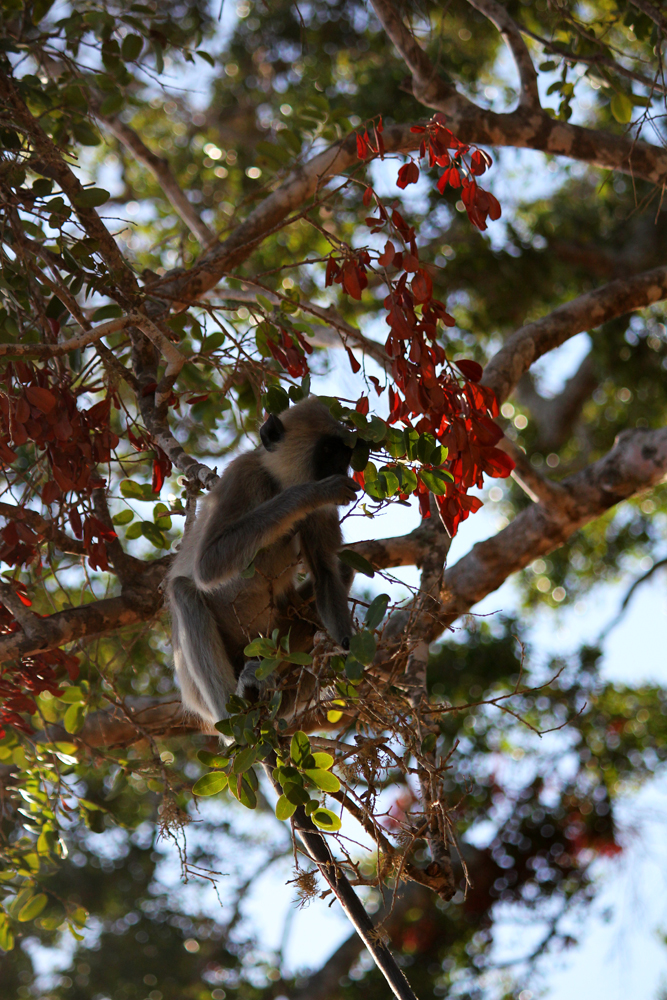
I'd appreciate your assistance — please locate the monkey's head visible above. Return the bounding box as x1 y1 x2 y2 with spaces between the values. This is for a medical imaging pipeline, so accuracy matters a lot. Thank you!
259 397 354 486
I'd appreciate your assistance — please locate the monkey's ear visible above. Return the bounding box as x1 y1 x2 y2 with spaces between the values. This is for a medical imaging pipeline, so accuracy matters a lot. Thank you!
260 413 285 451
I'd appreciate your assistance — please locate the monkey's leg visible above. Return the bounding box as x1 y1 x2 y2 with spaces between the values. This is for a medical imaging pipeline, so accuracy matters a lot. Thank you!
169 576 237 724
195 475 359 590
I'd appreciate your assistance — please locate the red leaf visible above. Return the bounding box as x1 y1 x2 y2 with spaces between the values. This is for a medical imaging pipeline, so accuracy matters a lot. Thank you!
369 376 384 395
470 150 488 176
69 507 83 540
362 186 373 207
187 393 210 405
25 386 56 414
396 162 420 189
16 591 32 607
483 447 515 478
41 480 61 504
378 241 396 268
325 256 339 287
402 254 420 273
345 346 361 374
356 133 368 159
411 270 432 303
487 191 502 221
353 469 365 488
342 266 362 300
455 359 484 382
355 395 369 416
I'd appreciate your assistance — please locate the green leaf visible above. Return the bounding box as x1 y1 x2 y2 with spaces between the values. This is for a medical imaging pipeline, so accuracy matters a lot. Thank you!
290 731 311 767
192 772 228 796
73 187 110 209
262 385 290 413
344 657 364 682
339 549 375 578
419 468 453 495
283 651 313 665
232 745 258 773
349 630 376 665
0 913 14 951
275 794 296 820
255 657 281 680
311 808 341 832
119 479 144 499
350 438 370 472
214 718 233 737
99 91 124 116
244 637 276 658
421 732 437 754
304 768 341 793
196 750 229 768
63 703 85 734
18 893 48 922
59 686 84 704
365 594 390 630
283 780 311 806
112 509 134 525
611 92 633 123
141 521 167 549
92 304 123 322
121 33 143 60
311 752 334 770
124 522 143 540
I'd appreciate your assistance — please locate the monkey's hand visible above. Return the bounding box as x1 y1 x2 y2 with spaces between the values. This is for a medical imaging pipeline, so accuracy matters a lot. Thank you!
318 475 361 506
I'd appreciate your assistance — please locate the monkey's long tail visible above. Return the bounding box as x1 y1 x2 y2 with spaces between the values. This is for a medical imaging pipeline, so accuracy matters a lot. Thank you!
169 576 237 725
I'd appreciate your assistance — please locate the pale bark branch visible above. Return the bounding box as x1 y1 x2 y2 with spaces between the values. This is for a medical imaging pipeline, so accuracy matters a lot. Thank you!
515 353 598 453
438 426 667 627
0 315 130 358
369 0 667 185
465 0 541 109
481 265 667 405
99 114 217 248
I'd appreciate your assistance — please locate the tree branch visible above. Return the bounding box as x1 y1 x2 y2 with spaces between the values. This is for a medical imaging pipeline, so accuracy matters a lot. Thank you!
481 265 667 405
99 114 217 248
515 353 598 453
465 0 541 109
630 0 667 34
438 426 667 627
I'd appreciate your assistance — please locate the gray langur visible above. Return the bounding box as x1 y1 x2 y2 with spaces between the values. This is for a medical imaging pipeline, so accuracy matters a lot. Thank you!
167 397 361 728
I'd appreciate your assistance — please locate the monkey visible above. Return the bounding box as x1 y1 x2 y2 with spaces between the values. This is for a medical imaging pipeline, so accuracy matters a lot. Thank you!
167 396 361 729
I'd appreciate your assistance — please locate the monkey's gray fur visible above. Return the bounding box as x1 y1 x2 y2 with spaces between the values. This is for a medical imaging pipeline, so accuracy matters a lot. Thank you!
167 397 360 729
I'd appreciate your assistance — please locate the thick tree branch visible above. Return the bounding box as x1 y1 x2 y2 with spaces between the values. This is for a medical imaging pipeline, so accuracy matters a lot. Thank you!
465 0 541 109
99 115 216 248
369 0 667 185
515 353 598 453
481 265 667 404
438 426 667 627
0 594 160 664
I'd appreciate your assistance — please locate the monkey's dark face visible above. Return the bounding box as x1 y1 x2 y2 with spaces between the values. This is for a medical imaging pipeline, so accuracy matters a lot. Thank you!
312 434 353 479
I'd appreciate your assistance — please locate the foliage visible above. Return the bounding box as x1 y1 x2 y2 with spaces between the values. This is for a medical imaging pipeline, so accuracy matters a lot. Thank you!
0 0 666 997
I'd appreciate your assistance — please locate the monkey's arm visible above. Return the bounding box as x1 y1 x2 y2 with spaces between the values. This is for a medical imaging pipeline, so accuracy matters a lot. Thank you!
299 512 355 649
195 474 358 590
